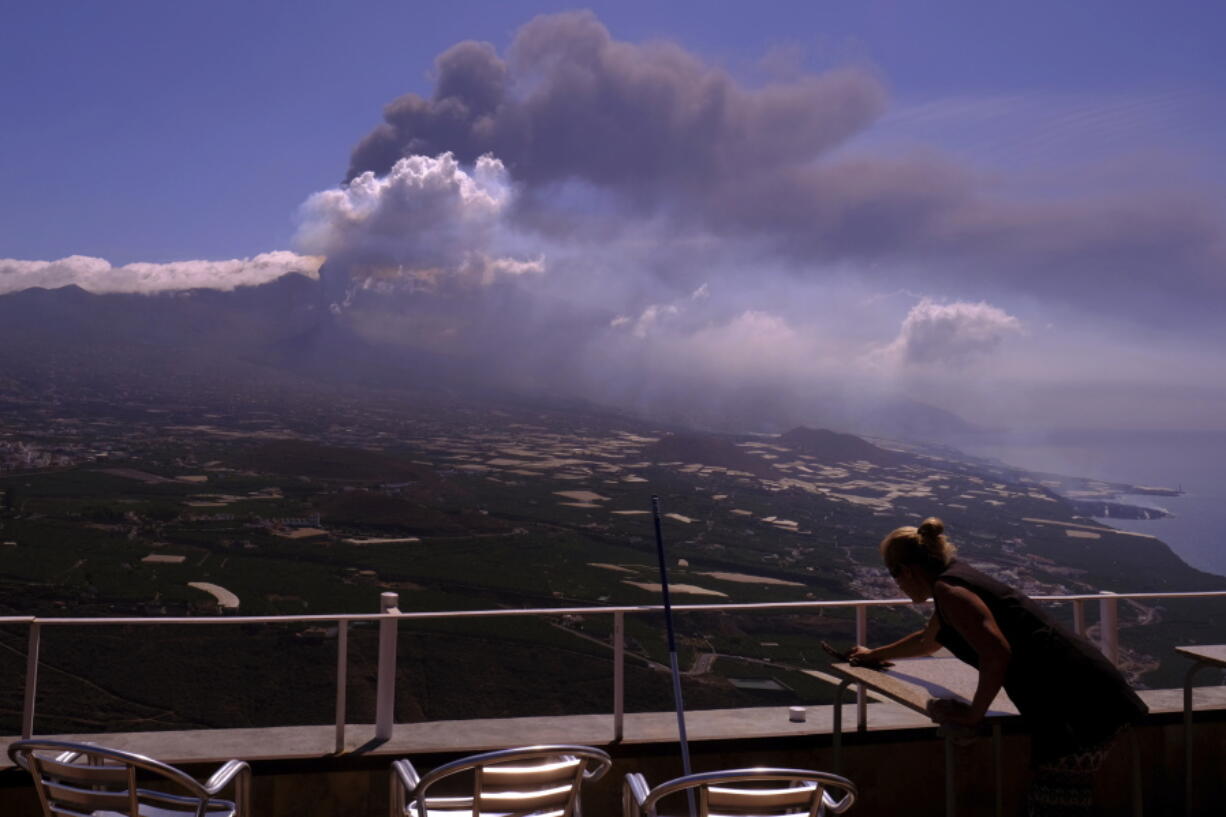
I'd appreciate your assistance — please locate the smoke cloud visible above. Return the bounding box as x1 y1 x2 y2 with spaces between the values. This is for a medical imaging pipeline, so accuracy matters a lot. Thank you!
283 10 1226 432
0 12 1201 433
342 11 1224 319
0 251 322 296
347 11 886 197
0 13 1218 432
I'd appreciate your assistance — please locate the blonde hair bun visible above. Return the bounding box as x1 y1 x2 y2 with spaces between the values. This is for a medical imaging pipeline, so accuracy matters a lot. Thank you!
917 517 945 541
880 516 956 574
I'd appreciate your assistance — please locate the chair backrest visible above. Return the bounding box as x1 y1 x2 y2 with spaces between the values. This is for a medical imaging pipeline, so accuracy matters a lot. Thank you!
409 744 612 817
625 768 857 817
7 739 231 817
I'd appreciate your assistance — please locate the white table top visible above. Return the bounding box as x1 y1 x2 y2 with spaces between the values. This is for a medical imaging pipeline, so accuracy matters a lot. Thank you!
823 656 1019 718
1175 644 1226 667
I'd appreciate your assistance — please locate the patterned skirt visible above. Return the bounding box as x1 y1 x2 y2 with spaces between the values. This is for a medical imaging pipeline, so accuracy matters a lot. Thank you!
1028 728 1126 816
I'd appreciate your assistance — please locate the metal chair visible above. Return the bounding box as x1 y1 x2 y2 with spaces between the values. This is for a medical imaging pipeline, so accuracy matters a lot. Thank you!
7 739 251 817
390 744 612 817
623 768 857 817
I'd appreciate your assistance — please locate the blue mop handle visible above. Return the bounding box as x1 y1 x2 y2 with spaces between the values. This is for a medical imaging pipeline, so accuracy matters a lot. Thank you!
652 495 696 797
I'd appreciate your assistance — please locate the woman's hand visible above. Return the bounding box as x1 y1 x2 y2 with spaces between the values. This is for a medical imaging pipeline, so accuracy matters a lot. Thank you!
848 646 875 663
926 698 982 727
847 646 894 668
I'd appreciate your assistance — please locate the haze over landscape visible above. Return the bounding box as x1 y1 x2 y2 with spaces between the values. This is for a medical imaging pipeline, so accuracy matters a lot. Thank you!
1 1 1225 732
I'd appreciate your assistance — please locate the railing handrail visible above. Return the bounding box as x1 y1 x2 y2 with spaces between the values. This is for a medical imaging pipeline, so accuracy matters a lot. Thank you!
9 588 1226 744
9 588 1226 627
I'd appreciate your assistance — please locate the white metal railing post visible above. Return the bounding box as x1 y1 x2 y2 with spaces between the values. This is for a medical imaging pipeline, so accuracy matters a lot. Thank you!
21 622 40 739
855 605 868 730
1099 591 1119 665
613 611 625 741
375 592 400 741
1073 599 1086 636
335 620 349 754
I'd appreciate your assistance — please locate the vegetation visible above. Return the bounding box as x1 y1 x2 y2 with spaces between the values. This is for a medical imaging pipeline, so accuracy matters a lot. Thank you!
0 392 1220 734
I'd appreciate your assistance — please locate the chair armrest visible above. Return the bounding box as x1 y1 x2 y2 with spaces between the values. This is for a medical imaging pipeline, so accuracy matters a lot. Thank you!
53 740 101 766
392 759 422 794
205 758 253 815
204 759 251 795
822 787 856 815
391 759 425 817
623 772 651 816
582 756 612 782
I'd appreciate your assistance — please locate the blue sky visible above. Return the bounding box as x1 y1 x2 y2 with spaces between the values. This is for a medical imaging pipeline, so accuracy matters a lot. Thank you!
1 2 1223 430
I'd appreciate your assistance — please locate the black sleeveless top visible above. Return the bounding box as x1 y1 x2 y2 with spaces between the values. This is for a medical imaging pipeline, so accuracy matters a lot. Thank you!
933 560 1146 760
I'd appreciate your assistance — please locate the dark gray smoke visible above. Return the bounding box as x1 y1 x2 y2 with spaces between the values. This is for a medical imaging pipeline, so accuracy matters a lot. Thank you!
348 11 886 215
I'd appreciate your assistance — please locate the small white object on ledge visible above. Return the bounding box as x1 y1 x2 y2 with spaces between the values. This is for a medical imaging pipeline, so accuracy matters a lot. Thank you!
788 706 806 723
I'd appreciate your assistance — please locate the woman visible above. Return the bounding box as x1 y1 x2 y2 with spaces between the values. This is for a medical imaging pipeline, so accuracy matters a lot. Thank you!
850 517 1146 814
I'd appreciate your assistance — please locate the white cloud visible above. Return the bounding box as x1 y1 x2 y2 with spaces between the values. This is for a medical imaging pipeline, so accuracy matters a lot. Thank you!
475 254 546 283
0 251 322 295
296 152 538 294
881 297 1023 366
613 303 680 339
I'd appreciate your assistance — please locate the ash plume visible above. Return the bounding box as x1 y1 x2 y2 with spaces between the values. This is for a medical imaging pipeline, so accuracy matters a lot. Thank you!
347 11 886 199
342 11 1224 315
294 11 1226 433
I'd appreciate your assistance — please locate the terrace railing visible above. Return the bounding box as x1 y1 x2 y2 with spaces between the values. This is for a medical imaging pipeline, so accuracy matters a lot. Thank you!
5 588 1226 751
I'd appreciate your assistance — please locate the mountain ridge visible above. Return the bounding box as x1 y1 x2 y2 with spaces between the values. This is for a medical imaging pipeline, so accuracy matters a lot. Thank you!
0 279 976 442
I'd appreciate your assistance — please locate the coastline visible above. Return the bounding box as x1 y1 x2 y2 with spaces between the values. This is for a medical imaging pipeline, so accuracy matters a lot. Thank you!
1091 489 1226 579
950 429 1226 579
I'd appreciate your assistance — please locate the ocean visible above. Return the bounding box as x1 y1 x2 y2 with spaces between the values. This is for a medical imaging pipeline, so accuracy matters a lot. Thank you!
956 430 1226 580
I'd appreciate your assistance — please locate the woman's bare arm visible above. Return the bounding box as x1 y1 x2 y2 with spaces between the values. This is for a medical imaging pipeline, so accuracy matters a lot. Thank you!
929 581 1012 724
852 614 942 663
